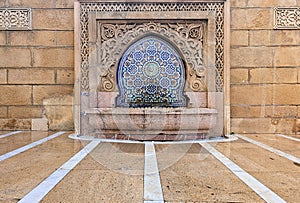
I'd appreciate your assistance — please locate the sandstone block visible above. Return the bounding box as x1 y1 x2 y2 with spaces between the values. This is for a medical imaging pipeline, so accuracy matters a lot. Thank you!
33 48 74 68
274 118 296 134
230 106 249 118
231 118 276 134
33 31 57 46
0 48 31 67
0 32 6 45
272 30 299 46
33 9 74 30
293 119 300 133
250 68 298 84
55 0 74 8
33 85 73 105
230 30 248 46
230 0 247 7
261 106 298 118
8 31 57 46
273 84 300 105
7 31 33 46
298 106 300 117
275 68 298 83
0 85 32 105
43 95 73 130
57 69 74 84
7 0 56 8
8 69 55 84
249 30 271 46
299 68 300 83
0 118 31 130
0 107 7 118
8 106 43 119
56 31 74 46
232 105 267 118
248 0 297 7
231 69 248 84
45 106 74 130
274 47 300 67
231 85 273 105
31 118 48 131
231 9 272 29
248 106 264 118
43 95 73 106
0 69 7 84
231 47 273 67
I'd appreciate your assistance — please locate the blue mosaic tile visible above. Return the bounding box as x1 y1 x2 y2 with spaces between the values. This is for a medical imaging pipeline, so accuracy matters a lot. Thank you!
116 36 187 107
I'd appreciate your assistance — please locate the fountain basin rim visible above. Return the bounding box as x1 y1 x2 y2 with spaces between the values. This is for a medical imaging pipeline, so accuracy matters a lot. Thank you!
69 134 238 144
85 107 218 115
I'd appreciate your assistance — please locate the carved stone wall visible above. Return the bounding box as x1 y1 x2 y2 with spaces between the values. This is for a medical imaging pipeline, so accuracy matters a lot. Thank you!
0 8 32 30
79 2 225 92
98 21 206 93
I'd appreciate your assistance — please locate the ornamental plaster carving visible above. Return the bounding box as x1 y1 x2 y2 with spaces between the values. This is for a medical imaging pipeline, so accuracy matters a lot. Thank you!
274 7 300 29
98 21 205 92
80 2 224 92
0 8 32 30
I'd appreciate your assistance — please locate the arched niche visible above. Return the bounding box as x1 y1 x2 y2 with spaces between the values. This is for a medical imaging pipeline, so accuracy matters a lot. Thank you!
116 35 188 107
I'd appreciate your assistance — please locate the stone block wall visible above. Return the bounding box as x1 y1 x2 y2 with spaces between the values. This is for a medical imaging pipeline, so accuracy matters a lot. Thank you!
0 0 75 131
0 0 300 135
230 0 300 134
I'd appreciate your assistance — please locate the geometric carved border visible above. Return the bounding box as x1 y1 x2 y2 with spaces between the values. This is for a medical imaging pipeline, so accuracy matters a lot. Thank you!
80 2 225 92
274 7 300 29
0 8 32 30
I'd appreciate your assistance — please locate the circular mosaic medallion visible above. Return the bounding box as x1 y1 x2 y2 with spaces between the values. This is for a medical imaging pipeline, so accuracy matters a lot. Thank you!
143 61 160 78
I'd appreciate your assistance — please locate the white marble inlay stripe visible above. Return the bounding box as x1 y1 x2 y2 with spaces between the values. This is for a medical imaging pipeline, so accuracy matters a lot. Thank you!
144 142 164 203
19 140 101 203
200 142 286 203
236 134 300 165
0 131 22 139
276 134 300 142
0 131 65 162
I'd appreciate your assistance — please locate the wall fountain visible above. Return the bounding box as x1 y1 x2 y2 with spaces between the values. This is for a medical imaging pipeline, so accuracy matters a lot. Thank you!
74 0 230 140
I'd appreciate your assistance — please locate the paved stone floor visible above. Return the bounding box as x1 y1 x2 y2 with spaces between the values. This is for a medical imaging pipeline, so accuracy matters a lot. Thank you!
0 131 299 202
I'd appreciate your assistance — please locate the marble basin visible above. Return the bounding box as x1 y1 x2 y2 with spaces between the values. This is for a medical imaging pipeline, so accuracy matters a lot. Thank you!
86 107 218 140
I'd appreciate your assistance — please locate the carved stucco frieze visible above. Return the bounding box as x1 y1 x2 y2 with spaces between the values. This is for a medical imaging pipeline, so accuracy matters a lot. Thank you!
80 2 224 92
274 7 300 29
0 8 32 30
98 21 206 92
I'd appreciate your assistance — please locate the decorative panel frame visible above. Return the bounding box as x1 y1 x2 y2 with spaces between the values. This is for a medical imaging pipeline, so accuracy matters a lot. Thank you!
0 8 32 30
74 0 230 136
274 7 300 29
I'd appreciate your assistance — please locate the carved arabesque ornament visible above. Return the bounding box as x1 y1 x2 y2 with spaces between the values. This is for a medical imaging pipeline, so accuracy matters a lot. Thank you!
98 21 206 92
80 2 224 92
274 7 300 29
0 8 32 30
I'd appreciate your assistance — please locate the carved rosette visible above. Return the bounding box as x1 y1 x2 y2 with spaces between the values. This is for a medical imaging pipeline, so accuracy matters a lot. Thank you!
79 2 224 92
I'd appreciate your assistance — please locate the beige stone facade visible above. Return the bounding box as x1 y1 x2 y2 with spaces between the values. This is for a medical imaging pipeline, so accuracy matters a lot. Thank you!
0 0 74 131
0 0 299 135
231 0 300 135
